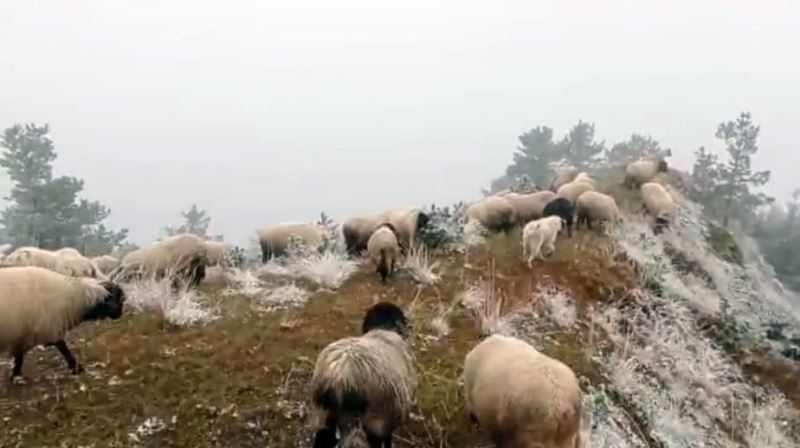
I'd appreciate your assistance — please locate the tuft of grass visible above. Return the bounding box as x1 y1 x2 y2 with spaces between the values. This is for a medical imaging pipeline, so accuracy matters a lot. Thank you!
125 278 217 327
259 250 360 290
403 244 441 285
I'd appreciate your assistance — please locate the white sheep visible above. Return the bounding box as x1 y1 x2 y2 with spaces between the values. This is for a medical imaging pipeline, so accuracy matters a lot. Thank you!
573 172 597 187
257 223 328 262
521 216 562 266
465 196 517 233
310 302 416 448
575 191 621 233
556 180 596 206
464 334 582 448
1 247 103 279
640 182 676 232
91 255 120 275
367 223 401 284
624 158 668 187
0 266 126 380
549 166 580 191
343 208 429 256
112 233 209 286
203 240 231 266
502 191 557 226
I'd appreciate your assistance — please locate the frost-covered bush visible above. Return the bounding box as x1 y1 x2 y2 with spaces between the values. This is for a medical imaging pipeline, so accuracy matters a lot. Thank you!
259 249 359 290
402 244 440 285
418 203 469 251
536 286 576 328
125 278 216 327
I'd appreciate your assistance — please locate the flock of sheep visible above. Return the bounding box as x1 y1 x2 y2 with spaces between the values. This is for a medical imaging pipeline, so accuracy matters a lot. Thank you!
0 155 678 447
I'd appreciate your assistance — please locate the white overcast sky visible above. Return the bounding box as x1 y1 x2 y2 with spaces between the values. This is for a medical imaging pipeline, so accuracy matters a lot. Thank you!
1 1 798 245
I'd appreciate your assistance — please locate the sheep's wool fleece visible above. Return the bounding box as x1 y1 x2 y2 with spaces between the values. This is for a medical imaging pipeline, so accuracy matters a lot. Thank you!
641 182 676 220
556 181 596 205
257 223 326 255
503 191 556 224
92 255 120 275
367 227 400 266
204 241 230 265
626 160 662 184
550 167 580 191
0 267 109 354
311 330 417 436
2 247 102 279
119 233 207 277
464 334 581 447
576 191 620 222
384 208 425 248
465 197 515 231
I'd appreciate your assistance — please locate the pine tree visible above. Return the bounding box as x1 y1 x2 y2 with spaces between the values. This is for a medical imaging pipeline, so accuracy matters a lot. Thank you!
166 204 211 238
559 121 605 170
606 134 667 166
714 112 771 227
0 124 127 249
506 126 560 187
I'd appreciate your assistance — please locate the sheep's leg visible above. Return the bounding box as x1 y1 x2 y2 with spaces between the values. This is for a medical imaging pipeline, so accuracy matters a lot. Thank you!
365 432 383 448
11 348 25 379
50 340 83 374
384 435 393 448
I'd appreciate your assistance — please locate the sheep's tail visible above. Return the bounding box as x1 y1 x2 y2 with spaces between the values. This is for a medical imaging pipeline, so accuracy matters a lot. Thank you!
377 249 389 283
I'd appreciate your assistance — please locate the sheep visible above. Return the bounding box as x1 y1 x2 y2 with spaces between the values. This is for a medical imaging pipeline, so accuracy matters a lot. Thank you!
257 223 328 262
575 191 621 233
521 216 562 267
203 240 230 266
0 266 126 380
464 334 582 448
624 158 668 187
556 180 596 206
465 196 517 233
641 182 676 233
343 209 429 256
549 167 580 191
1 247 103 279
92 255 120 275
542 197 575 237
310 302 416 448
573 172 597 187
367 223 401 284
502 191 557 226
112 233 208 287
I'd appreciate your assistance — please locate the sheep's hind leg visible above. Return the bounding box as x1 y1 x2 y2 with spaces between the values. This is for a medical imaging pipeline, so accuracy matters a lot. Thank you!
365 432 383 448
50 340 84 374
11 348 25 380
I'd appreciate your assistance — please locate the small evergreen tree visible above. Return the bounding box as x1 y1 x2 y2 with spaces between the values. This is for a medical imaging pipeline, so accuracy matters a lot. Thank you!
559 121 605 170
0 123 127 250
506 126 560 187
166 204 211 238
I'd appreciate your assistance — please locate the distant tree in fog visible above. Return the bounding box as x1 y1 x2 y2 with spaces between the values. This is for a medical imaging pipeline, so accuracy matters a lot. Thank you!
606 134 668 166
165 204 212 238
559 121 605 170
0 123 128 251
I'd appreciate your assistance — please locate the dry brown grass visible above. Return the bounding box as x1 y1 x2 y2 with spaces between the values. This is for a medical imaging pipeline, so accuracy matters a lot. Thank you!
0 231 651 447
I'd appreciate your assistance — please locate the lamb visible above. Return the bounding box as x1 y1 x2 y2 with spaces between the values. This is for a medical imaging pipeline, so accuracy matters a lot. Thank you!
624 159 668 187
0 266 126 380
310 302 416 448
465 196 517 233
343 209 429 256
542 198 575 237
257 223 328 262
92 255 120 275
464 334 582 448
521 216 562 267
2 247 103 279
502 191 557 226
556 180 596 206
367 223 401 284
640 182 676 233
549 167 580 191
575 191 621 233
112 233 208 287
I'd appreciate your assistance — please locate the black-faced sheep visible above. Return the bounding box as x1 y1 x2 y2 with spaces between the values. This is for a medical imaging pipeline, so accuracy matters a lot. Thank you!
502 191 557 226
556 180 596 206
542 197 575 237
464 334 582 448
465 196 516 234
310 302 416 448
112 233 208 287
640 182 676 233
2 247 103 279
624 159 668 187
575 191 621 233
257 223 328 262
549 167 580 191
521 216 562 267
0 266 126 380
343 209 429 256
367 223 401 284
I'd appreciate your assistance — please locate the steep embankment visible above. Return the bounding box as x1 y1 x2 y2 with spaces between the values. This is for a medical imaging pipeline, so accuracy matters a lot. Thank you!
0 187 798 447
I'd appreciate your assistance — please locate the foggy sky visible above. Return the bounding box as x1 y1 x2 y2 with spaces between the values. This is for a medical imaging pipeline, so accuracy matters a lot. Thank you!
1 1 798 245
